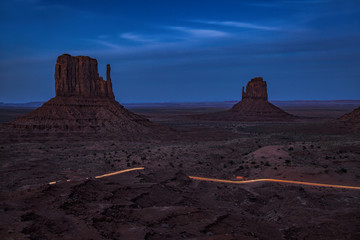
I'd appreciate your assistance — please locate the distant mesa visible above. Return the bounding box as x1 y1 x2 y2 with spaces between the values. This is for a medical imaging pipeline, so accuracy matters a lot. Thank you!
230 77 294 120
5 54 153 134
196 77 294 121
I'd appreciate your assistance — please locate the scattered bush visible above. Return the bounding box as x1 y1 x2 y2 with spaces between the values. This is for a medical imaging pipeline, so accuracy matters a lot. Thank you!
336 168 347 174
237 165 244 171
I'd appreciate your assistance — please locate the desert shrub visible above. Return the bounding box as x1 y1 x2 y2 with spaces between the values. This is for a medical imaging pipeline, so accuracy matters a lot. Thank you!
237 165 244 171
288 147 294 151
336 168 347 174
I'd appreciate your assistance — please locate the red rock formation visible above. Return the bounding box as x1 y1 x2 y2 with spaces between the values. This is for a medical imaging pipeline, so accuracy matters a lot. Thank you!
242 77 268 101
338 107 360 123
230 77 293 120
55 54 114 98
6 54 153 134
195 77 294 121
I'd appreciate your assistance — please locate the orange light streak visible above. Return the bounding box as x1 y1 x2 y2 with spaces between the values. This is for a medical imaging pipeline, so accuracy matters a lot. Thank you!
94 167 144 179
236 176 247 180
48 167 144 185
189 176 360 190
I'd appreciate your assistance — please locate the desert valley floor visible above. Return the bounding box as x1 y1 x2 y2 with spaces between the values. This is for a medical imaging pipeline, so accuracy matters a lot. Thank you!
0 101 359 240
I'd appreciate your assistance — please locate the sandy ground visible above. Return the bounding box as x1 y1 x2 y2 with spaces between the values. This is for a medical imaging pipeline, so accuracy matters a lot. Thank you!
0 103 359 240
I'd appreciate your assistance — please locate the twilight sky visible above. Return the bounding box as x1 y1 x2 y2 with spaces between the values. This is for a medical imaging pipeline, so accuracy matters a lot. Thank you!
0 0 359 103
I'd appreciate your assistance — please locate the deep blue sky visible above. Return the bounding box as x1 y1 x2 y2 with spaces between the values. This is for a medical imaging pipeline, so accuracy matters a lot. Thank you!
0 0 359 103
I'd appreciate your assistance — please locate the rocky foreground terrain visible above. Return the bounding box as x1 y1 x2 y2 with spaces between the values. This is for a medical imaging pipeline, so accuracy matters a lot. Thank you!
0 105 359 240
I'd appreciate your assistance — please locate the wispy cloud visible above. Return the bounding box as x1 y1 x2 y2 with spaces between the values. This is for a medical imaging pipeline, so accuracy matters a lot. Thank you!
284 0 333 4
194 20 281 31
88 39 121 50
168 26 229 38
120 33 155 43
98 35 110 39
248 0 332 8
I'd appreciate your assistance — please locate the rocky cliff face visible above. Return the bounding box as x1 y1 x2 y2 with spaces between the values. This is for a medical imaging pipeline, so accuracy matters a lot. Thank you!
55 54 114 98
242 77 268 101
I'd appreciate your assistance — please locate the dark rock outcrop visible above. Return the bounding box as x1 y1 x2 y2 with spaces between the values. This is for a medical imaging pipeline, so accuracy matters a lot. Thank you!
5 54 153 135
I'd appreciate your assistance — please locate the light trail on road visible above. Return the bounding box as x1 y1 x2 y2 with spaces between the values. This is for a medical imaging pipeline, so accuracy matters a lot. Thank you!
48 167 144 185
94 167 144 179
189 176 360 190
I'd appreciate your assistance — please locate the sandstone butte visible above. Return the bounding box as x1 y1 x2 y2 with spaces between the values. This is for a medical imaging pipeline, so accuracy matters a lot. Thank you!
196 77 294 121
6 54 153 133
